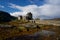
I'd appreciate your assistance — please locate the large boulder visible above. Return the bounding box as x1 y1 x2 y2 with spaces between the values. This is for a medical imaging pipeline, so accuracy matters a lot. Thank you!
0 11 12 22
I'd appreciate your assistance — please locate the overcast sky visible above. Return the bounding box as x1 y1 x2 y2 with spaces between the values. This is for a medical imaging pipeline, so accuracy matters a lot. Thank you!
0 0 60 19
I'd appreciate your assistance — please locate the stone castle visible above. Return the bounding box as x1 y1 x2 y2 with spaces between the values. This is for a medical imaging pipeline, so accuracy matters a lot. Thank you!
18 12 33 20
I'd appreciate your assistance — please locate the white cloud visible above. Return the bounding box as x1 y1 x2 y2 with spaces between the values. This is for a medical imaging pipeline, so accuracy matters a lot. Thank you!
45 0 60 5
9 3 41 18
9 3 23 10
0 5 4 8
9 0 60 19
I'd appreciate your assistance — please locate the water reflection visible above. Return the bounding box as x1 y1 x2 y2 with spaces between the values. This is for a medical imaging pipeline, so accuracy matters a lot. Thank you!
6 30 56 40
34 30 55 36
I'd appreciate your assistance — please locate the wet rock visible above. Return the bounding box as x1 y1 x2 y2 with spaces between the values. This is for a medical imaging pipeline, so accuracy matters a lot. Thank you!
34 30 55 36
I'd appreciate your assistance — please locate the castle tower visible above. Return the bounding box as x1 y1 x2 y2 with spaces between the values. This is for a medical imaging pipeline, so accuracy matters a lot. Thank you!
26 12 33 20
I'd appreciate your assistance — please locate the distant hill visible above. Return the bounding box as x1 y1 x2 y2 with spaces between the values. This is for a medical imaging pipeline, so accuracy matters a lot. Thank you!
0 11 16 22
52 18 60 20
44 18 60 20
